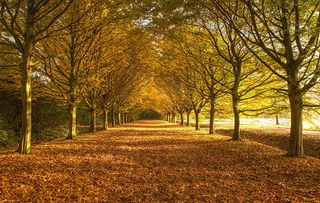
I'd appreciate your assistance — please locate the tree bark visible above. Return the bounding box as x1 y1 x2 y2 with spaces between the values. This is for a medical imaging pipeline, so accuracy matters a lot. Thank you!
195 111 200 130
111 108 115 127
172 113 176 124
17 63 32 154
89 107 96 133
209 98 215 134
124 113 128 123
14 103 22 136
186 111 191 126
103 109 108 130
276 114 280 125
121 112 125 124
232 94 241 141
180 112 184 125
288 83 304 157
66 103 77 140
116 112 121 125
128 113 132 123
17 7 34 154
231 60 242 141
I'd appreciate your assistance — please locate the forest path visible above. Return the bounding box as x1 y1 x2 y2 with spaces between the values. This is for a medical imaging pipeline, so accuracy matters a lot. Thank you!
0 120 320 202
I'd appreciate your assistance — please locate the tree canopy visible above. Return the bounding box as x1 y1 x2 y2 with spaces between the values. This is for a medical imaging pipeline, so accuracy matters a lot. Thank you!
0 0 319 158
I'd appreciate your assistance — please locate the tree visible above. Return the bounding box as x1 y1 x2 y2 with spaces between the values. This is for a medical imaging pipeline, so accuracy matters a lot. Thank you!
159 43 208 130
213 0 320 157
172 26 226 134
37 0 106 139
96 26 151 128
0 0 74 153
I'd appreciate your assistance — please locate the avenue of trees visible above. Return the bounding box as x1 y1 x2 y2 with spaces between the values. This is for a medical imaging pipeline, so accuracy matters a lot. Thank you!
0 0 151 153
0 0 319 158
152 0 320 158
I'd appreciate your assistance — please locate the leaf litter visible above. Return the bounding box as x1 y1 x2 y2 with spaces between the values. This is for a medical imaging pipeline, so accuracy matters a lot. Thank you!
0 120 319 202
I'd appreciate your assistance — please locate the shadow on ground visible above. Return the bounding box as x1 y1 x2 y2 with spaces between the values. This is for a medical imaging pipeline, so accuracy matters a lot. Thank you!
215 128 320 159
0 120 319 202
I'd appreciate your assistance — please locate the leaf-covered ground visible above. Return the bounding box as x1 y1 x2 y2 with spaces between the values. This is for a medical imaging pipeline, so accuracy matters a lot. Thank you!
216 128 320 159
0 120 320 202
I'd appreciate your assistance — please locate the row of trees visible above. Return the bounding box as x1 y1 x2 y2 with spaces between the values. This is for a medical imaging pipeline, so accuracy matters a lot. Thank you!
153 0 320 157
0 0 151 153
1 0 319 158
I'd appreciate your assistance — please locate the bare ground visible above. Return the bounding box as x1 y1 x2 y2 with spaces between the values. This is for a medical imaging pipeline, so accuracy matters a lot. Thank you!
0 120 319 202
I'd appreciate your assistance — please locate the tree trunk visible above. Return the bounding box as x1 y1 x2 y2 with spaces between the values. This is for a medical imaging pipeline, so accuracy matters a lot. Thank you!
232 94 240 141
17 62 32 154
172 113 176 124
111 108 115 127
128 113 132 123
276 114 280 125
195 111 200 130
90 107 96 133
116 112 121 125
125 113 128 123
288 84 304 157
209 98 215 134
103 109 108 130
66 103 77 140
186 111 191 126
121 112 125 124
180 112 184 125
14 103 22 136
17 7 34 154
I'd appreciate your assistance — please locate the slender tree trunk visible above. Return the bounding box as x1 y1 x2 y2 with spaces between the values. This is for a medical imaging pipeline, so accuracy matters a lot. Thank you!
17 7 34 154
89 107 96 133
116 112 121 125
128 113 132 123
14 104 22 136
232 94 241 141
209 98 215 134
103 109 108 130
17 60 32 154
195 111 200 131
66 103 77 140
121 112 125 124
180 112 184 125
186 111 191 126
288 84 304 157
276 114 280 125
111 108 115 127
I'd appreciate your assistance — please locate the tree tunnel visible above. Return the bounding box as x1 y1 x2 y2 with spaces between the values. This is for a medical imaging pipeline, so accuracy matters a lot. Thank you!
139 109 162 120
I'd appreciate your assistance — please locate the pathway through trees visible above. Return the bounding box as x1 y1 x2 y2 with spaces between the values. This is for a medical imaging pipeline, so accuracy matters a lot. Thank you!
0 120 320 202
